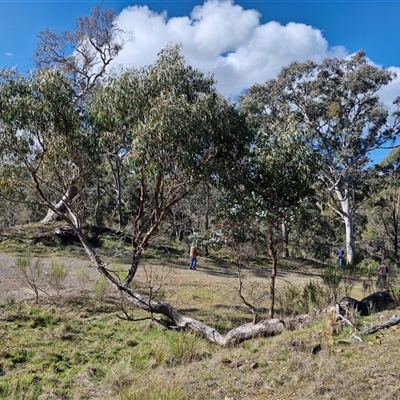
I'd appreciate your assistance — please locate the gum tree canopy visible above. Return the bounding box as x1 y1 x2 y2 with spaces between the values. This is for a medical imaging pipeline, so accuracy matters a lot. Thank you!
89 44 252 287
34 5 125 223
0 68 95 229
230 105 319 318
243 51 400 265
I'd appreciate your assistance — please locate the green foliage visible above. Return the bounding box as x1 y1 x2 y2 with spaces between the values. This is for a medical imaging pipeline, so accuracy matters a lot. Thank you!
0 67 101 228
0 299 213 400
1 249 400 399
46 261 68 296
90 44 251 248
276 281 328 316
241 51 400 265
166 332 208 365
320 266 343 303
76 268 91 293
390 286 400 306
360 260 379 278
12 254 44 303
340 264 363 296
362 154 400 264
94 277 107 301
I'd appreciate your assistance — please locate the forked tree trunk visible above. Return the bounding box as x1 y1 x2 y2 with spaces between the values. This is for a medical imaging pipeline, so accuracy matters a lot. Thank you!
41 185 78 223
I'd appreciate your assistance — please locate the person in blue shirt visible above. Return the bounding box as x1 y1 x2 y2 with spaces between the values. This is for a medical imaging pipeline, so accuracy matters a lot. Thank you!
336 247 344 267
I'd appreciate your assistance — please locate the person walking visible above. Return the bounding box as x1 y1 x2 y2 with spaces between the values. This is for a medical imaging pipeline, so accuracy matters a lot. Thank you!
377 261 389 289
189 245 197 270
336 247 344 267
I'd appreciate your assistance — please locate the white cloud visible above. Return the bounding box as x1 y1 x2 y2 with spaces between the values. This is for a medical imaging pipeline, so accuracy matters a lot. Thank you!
5 52 13 57
112 0 348 97
378 66 400 113
111 0 400 164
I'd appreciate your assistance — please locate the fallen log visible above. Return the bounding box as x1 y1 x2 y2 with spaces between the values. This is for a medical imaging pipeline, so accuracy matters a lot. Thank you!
119 285 314 346
53 226 124 246
361 315 400 335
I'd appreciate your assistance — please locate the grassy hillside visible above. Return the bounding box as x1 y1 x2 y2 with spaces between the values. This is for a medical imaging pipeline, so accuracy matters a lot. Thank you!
0 224 400 399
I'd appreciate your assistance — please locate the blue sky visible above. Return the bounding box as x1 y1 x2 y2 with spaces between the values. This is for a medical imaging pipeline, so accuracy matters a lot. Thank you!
1 0 400 161
3 1 400 72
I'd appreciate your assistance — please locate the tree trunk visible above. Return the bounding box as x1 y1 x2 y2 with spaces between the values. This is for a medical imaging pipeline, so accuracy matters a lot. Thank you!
123 245 143 287
41 185 78 223
281 220 289 258
344 211 354 265
115 157 124 231
204 184 210 256
333 188 355 265
108 154 124 231
268 225 278 319
60 217 313 346
94 180 102 226
361 315 400 335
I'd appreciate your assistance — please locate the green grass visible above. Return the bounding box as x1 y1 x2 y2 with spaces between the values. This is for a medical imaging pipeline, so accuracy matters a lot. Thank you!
1 290 400 399
0 299 217 399
1 224 400 399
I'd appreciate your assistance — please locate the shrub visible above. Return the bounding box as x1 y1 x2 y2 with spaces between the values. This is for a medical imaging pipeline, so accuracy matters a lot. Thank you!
94 277 107 301
12 254 43 303
340 264 363 296
276 281 328 316
47 261 68 297
320 266 343 302
76 268 91 293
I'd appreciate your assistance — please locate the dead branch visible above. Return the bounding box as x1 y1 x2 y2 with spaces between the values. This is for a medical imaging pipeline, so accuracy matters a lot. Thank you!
361 315 400 335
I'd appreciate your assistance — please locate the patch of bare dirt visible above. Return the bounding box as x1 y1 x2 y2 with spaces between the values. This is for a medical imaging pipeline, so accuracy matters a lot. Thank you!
0 248 325 305
0 252 99 302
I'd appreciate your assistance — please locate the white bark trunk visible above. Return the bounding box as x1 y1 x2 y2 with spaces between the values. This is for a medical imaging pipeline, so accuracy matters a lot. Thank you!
281 221 289 258
334 188 355 265
41 186 78 224
344 211 354 265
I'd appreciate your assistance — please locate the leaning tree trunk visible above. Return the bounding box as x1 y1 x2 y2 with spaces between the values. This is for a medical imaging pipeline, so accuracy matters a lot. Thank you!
123 244 144 287
66 218 313 346
41 185 78 223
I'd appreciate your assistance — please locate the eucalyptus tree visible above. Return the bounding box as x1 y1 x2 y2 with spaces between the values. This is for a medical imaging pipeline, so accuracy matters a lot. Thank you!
243 51 400 265
34 5 125 222
218 109 319 317
89 45 297 344
35 4 124 105
90 44 251 286
1 44 316 344
0 68 98 228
